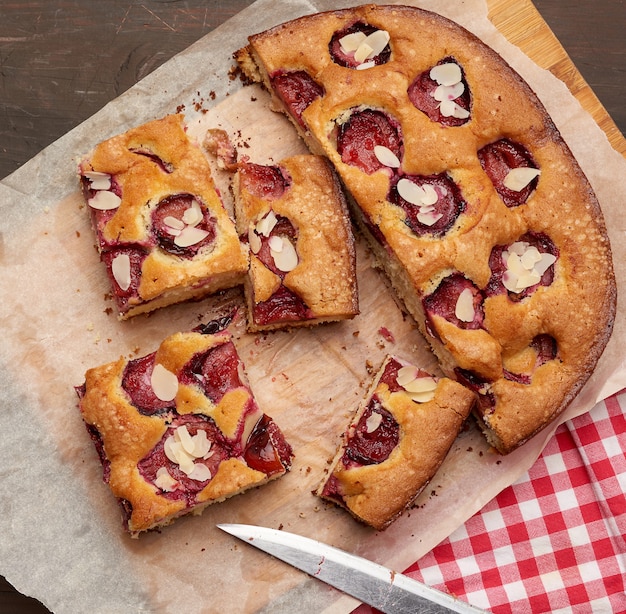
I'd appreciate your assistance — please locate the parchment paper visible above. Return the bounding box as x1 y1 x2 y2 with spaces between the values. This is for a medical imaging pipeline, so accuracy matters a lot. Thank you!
1 1 625 612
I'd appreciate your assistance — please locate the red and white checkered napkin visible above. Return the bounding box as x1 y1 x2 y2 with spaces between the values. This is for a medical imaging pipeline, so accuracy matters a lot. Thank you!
355 390 626 614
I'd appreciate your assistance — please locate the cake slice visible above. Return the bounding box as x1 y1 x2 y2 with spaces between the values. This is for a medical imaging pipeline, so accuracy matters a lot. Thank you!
317 355 474 530
236 5 616 453
78 114 248 319
76 317 293 537
233 154 358 331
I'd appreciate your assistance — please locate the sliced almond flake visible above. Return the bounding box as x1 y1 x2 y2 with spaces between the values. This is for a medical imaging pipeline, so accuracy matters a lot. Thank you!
354 42 374 64
356 60 375 71
433 82 465 102
362 29 390 60
175 425 195 455
154 467 178 492
506 253 528 277
163 216 185 231
503 269 536 292
174 225 210 248
339 31 367 53
365 411 383 433
88 190 121 211
248 228 262 254
187 463 212 482
502 270 519 293
439 99 470 119
397 179 439 207
111 253 131 291
455 288 475 322
271 237 299 272
516 270 541 290
520 246 542 269
268 235 284 252
397 179 425 206
517 269 541 288
151 363 178 402
156 467 171 479
503 167 541 192
403 376 438 394
396 365 419 387
374 145 401 168
509 241 528 256
192 430 211 458
407 389 436 403
430 62 462 86
417 210 443 226
84 171 111 191
256 210 278 237
450 102 470 119
164 436 182 464
178 453 196 476
534 253 557 276
182 200 203 226
420 184 439 206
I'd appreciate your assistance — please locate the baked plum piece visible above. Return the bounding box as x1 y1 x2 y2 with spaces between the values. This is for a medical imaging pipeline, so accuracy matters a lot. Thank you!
329 22 391 69
270 70 324 129
486 232 558 300
503 334 559 385
151 193 217 257
389 173 466 236
423 273 485 336
478 138 540 207
408 58 471 126
317 355 474 530
76 321 293 537
336 108 403 175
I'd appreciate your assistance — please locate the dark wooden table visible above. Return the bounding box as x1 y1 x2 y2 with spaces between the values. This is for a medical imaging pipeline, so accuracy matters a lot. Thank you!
0 1 623 612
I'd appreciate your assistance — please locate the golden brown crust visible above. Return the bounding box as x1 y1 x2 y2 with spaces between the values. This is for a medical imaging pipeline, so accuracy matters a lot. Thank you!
317 355 475 530
237 4 617 453
79 114 248 319
78 327 292 537
233 154 358 331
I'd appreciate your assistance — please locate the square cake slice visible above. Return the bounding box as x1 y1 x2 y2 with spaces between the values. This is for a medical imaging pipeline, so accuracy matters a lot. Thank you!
76 317 293 537
233 154 358 331
316 355 474 530
78 114 248 319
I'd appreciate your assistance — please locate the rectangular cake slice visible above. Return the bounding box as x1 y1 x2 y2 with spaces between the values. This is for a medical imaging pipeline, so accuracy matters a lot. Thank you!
316 354 474 530
78 114 248 319
76 317 293 537
233 154 358 331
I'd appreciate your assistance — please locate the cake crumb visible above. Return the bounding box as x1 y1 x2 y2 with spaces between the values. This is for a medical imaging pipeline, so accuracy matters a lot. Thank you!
378 326 395 343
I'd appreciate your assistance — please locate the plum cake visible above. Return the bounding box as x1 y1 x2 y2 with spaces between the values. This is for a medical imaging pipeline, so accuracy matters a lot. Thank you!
233 154 358 331
317 354 475 530
78 114 248 319
76 318 293 536
236 4 616 453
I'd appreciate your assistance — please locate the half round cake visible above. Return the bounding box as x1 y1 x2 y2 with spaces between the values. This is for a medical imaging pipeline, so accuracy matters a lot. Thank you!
236 4 617 453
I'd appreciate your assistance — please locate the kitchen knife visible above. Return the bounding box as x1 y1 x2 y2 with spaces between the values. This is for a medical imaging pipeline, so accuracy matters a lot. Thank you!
218 523 489 613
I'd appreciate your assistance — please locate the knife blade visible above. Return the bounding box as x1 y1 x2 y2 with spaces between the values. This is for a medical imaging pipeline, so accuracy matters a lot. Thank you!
218 523 489 614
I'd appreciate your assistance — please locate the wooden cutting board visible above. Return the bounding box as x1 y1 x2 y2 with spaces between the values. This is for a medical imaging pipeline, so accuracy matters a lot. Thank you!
489 0 626 157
